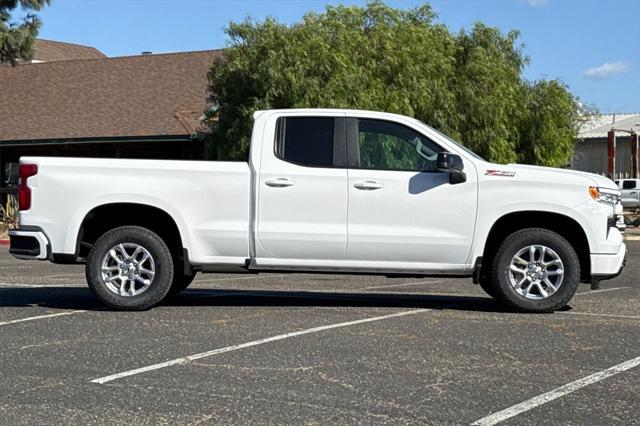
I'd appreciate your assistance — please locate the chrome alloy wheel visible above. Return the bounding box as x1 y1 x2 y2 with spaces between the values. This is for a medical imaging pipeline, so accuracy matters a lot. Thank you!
508 245 564 300
101 243 155 297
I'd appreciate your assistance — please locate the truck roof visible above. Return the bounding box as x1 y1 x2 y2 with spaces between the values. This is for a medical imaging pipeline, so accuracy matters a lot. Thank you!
253 108 419 123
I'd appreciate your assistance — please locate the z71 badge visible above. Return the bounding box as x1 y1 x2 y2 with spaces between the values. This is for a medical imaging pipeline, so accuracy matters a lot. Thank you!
485 169 516 177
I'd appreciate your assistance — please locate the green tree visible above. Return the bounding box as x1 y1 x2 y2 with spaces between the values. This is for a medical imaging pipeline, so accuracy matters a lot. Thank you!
1 0 50 64
452 24 527 163
517 80 582 167
206 1 583 167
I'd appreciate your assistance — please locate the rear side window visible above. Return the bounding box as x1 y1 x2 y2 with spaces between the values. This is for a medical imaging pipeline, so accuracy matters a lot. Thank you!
622 180 637 189
275 117 334 167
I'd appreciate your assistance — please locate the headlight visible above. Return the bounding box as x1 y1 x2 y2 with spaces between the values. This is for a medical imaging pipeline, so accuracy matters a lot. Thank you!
589 186 620 206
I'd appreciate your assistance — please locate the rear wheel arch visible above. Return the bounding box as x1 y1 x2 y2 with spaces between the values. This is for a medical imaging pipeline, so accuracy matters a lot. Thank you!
480 211 591 282
76 203 186 263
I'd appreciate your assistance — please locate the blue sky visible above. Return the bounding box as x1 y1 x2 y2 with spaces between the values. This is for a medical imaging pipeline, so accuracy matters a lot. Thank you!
33 0 640 113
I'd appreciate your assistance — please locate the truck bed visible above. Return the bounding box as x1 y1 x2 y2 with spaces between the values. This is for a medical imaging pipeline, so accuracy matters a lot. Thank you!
19 157 251 265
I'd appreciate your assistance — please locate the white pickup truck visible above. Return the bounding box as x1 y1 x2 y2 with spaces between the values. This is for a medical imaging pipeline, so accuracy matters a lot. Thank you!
10 109 627 312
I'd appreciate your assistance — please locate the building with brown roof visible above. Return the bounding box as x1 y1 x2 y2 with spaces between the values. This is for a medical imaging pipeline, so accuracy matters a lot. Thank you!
0 48 220 187
32 39 107 62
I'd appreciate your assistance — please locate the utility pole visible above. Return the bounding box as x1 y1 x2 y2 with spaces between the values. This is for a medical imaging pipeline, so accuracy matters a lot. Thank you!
631 133 639 179
607 130 616 179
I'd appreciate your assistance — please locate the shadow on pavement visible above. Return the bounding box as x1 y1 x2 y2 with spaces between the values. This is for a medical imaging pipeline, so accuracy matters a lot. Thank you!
0 286 521 313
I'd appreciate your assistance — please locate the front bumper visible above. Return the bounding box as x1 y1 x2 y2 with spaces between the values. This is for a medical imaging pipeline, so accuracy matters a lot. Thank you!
8 228 50 260
591 242 627 279
613 201 625 232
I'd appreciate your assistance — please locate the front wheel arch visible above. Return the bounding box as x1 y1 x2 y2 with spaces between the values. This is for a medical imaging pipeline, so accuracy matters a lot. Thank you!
481 211 591 283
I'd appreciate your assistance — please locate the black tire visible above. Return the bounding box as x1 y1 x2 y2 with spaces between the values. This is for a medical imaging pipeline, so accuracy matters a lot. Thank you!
478 279 498 299
491 228 580 313
168 271 197 296
86 226 174 310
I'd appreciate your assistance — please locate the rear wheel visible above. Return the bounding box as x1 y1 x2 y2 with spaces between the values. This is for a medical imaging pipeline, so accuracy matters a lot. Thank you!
86 226 174 310
491 228 580 313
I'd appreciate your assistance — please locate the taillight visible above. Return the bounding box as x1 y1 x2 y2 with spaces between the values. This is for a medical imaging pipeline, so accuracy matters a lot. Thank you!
18 163 38 211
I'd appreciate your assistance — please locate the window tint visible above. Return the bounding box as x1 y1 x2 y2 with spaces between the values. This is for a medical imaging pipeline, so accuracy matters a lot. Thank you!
357 119 442 171
622 180 637 189
276 117 334 167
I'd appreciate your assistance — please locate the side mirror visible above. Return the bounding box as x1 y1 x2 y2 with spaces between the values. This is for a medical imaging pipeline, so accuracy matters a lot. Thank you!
436 152 466 184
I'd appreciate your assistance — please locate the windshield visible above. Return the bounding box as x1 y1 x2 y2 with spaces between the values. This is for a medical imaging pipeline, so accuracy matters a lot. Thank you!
431 128 485 161
414 119 486 161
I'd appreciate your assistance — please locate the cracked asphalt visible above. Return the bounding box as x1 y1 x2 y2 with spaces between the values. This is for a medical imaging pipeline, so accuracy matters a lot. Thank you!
0 243 638 425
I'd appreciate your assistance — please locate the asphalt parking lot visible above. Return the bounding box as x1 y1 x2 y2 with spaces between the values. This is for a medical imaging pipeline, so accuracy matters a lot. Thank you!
1 243 639 425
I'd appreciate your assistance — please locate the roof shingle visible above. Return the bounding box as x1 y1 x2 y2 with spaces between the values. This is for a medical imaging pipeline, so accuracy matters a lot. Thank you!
0 50 221 142
33 39 107 62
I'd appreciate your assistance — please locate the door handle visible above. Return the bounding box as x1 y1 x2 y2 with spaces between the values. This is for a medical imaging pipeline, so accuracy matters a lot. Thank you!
353 180 384 190
265 178 295 188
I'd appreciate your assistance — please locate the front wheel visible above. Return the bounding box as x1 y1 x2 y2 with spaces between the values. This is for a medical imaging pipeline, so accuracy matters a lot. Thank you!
491 228 580 313
86 226 174 310
168 271 197 296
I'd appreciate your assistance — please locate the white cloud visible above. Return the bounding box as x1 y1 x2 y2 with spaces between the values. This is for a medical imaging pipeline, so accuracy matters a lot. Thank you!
524 0 549 6
583 62 631 79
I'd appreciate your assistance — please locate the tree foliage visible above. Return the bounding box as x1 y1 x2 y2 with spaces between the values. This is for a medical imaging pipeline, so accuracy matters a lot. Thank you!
0 0 50 64
206 1 583 166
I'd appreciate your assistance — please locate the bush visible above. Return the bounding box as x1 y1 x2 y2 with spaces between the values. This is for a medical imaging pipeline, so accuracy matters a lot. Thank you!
205 1 586 166
0 194 18 237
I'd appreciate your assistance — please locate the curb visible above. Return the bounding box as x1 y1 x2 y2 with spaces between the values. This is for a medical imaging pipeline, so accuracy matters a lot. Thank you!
0 239 8 247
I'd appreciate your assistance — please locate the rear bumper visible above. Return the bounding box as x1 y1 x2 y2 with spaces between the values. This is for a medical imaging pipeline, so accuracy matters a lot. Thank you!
8 228 50 260
591 242 626 279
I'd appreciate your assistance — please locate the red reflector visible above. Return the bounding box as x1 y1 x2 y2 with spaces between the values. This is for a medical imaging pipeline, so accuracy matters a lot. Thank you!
18 164 38 211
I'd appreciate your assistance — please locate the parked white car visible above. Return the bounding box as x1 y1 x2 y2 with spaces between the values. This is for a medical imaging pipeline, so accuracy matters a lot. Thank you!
615 179 640 209
10 109 626 312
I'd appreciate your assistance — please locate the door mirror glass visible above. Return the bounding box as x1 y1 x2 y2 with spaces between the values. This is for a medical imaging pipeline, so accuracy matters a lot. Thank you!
436 152 466 184
436 152 464 173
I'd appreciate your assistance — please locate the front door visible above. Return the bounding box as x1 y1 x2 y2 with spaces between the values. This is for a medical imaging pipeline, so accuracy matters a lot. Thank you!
345 118 477 267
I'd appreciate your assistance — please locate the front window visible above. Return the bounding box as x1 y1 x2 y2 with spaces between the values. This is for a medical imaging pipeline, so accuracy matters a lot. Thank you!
356 119 442 172
622 180 637 190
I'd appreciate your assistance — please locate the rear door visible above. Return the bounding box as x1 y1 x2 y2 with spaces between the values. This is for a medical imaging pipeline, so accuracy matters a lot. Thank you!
345 117 477 266
255 115 349 261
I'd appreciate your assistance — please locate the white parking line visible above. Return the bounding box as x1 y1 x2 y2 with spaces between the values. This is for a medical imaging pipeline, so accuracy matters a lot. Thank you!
91 308 430 384
38 274 83 279
360 279 444 290
559 311 640 320
0 283 82 288
471 355 640 425
575 286 630 295
0 265 35 269
193 273 301 284
0 310 87 326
